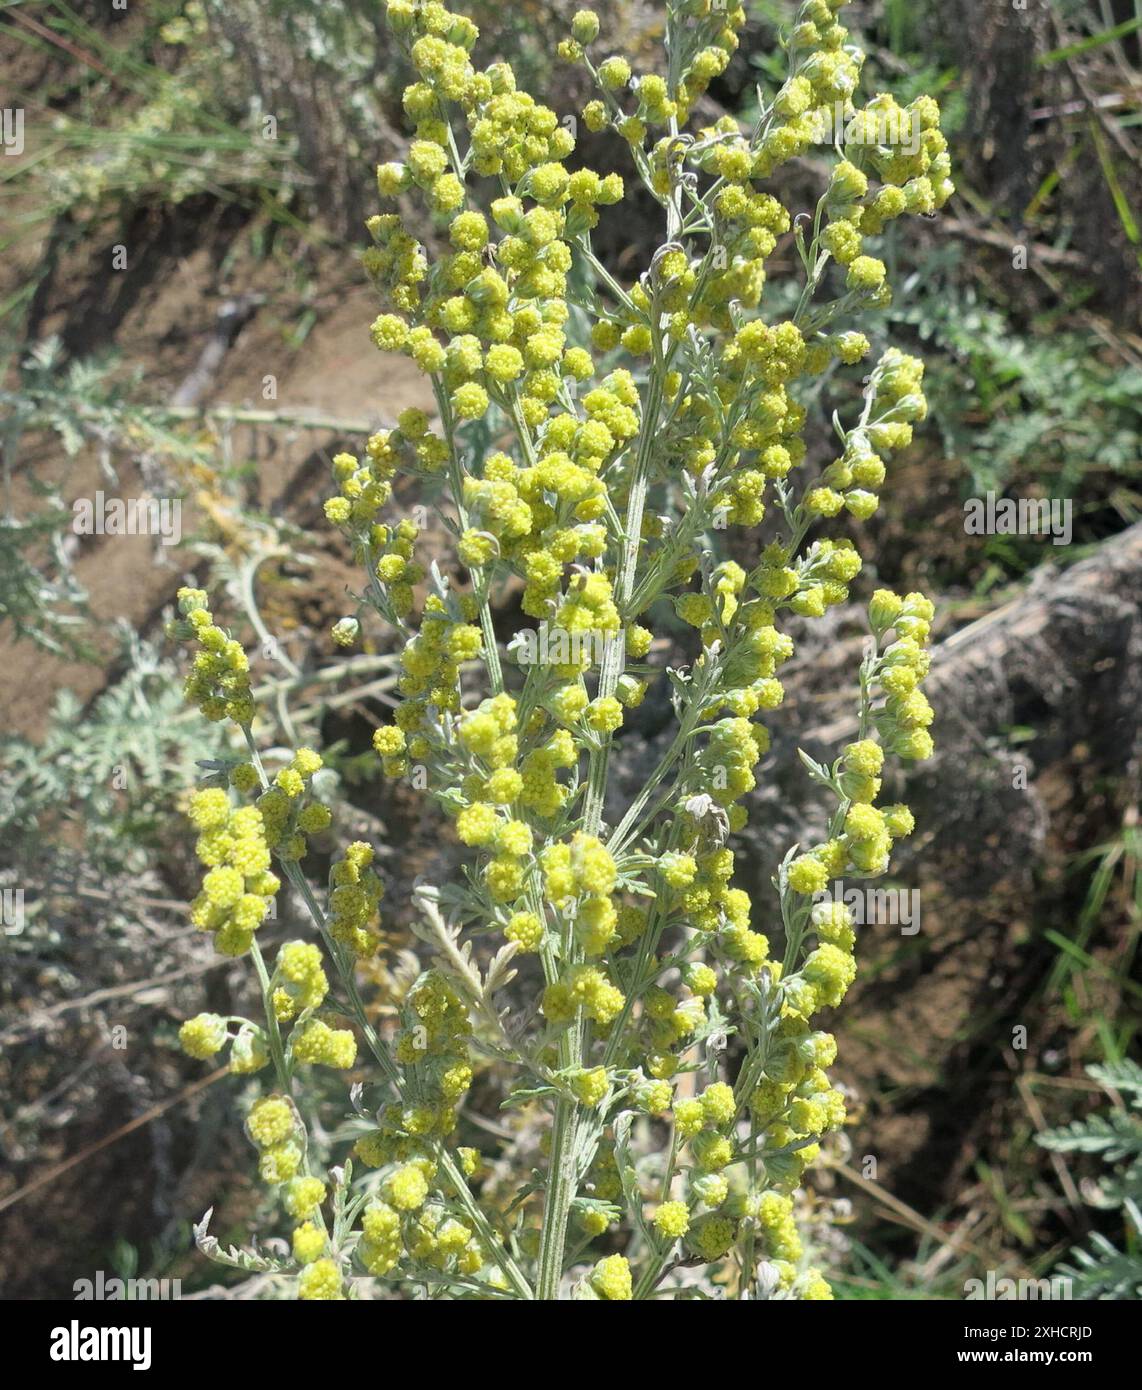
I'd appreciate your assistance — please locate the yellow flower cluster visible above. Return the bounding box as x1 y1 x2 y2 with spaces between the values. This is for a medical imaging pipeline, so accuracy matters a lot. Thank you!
176 0 955 1301
787 592 934 901
328 840 384 957
179 1013 270 1073
340 968 498 1286
353 972 474 1174
297 1258 342 1300
323 0 952 1297
246 1095 302 1185
543 963 625 1027
359 1192 485 1281
292 1017 357 1069
178 1011 227 1060
272 941 328 1022
326 435 428 623
589 1253 632 1301
746 1020 846 1194
255 748 328 862
186 787 279 957
171 587 253 725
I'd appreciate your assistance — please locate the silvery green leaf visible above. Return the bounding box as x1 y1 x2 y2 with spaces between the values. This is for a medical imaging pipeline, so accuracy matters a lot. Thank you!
502 1084 558 1108
194 1209 286 1273
611 1110 652 1242
483 941 519 997
797 748 835 788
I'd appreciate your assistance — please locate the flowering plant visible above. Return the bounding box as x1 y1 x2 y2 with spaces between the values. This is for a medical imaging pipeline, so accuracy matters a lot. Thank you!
174 0 949 1301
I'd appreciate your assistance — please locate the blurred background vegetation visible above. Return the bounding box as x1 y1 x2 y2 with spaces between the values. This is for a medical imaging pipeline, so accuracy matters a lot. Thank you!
0 0 1139 1299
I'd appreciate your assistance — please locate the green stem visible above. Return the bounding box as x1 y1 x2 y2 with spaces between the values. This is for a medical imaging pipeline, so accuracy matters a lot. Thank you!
536 1096 579 1300
434 379 505 698
250 939 290 1092
606 666 712 856
437 1147 534 1300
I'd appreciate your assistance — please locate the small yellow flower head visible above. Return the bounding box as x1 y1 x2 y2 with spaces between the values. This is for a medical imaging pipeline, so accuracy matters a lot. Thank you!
805 487 845 518
699 1082 736 1129
843 739 884 777
590 1253 633 1300
801 1270 835 1300
787 855 829 896
894 728 935 761
292 1019 357 1069
692 1132 734 1172
247 1095 295 1148
292 1221 326 1265
229 1022 269 1074
373 725 407 758
452 381 490 419
293 748 323 777
691 1173 730 1208
687 1215 737 1261
229 762 260 794
571 9 599 44
487 768 524 805
177 586 209 616
582 99 608 133
179 1013 227 1059
284 1176 327 1221
297 803 332 834
275 767 305 799
847 255 887 293
259 1142 302 1185
812 900 856 950
674 1098 704 1138
598 56 631 89
274 940 329 1020
456 801 499 846
505 911 545 952
569 1066 609 1107
803 943 858 1008
188 788 231 832
660 852 698 889
883 803 916 837
376 160 408 197
297 1257 343 1300
845 803 885 841
634 1077 673 1114
449 210 488 251
585 695 623 733
387 1163 429 1211
549 683 589 725
653 1200 690 1240
371 313 408 352
834 331 871 364
683 962 718 996
360 1201 403 1276
579 1208 610 1237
